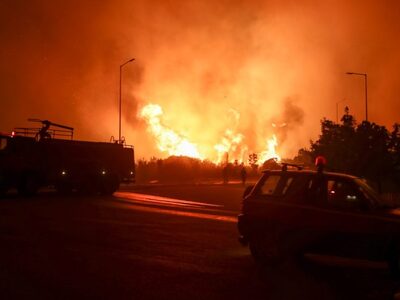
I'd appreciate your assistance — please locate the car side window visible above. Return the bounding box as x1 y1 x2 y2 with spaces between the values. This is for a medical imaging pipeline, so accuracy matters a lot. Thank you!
282 177 294 195
327 179 364 210
260 175 281 195
305 175 328 205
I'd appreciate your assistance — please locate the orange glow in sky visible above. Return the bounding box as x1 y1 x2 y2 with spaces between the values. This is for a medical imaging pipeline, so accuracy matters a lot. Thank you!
1 1 399 161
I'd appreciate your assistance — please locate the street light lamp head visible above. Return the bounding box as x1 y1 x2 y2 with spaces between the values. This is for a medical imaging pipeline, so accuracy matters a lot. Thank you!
120 58 135 68
346 71 367 76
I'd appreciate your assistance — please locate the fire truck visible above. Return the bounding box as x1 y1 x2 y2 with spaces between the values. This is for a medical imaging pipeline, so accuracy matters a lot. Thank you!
0 119 135 196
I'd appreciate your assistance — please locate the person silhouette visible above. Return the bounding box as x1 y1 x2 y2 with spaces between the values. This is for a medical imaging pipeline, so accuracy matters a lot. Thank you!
240 166 247 185
36 121 51 141
222 165 228 184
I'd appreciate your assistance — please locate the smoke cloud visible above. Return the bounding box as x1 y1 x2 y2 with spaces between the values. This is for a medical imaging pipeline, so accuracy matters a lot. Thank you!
1 0 399 160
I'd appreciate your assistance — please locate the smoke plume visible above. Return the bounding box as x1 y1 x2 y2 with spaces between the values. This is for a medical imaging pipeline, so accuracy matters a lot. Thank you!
1 0 399 160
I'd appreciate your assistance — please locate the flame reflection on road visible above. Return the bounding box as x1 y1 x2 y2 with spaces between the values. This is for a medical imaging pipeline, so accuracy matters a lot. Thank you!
112 192 237 223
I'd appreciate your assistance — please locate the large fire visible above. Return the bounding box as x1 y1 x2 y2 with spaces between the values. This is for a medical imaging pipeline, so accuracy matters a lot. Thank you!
214 129 245 164
139 104 202 158
139 103 281 165
259 134 281 162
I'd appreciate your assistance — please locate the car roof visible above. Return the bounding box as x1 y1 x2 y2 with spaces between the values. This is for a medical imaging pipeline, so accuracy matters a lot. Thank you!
261 169 360 180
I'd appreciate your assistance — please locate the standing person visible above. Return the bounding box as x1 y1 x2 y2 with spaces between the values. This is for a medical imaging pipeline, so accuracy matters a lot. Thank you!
36 120 51 141
222 165 228 184
240 166 247 185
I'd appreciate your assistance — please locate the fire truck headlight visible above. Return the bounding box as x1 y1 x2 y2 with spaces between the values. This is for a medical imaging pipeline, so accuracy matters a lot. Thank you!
61 170 67 176
101 170 106 175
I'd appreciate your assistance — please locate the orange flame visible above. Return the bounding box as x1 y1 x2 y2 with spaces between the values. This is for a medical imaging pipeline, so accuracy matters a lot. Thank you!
139 104 202 158
259 134 281 162
214 129 245 163
139 103 281 164
214 108 248 164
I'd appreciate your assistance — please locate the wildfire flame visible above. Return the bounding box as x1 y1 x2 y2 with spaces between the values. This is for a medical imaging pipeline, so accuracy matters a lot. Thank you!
139 103 281 164
213 109 247 163
214 129 245 163
259 134 281 163
139 104 202 158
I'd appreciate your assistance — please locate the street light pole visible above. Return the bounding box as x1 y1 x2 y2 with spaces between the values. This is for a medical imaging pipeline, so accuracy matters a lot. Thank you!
345 72 368 122
119 58 135 143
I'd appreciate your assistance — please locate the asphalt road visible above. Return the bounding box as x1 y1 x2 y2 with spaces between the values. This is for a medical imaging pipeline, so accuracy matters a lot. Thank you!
0 184 399 299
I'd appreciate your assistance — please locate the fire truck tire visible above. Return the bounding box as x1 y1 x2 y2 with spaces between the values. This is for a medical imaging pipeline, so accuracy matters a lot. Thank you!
0 172 8 197
78 177 98 195
100 174 120 195
17 172 39 197
56 182 73 195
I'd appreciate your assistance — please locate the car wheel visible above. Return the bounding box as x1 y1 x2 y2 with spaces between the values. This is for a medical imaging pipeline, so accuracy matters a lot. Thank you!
249 231 284 267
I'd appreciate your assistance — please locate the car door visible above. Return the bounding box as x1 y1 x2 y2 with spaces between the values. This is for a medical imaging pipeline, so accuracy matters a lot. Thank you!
311 176 378 259
246 172 285 232
274 173 331 254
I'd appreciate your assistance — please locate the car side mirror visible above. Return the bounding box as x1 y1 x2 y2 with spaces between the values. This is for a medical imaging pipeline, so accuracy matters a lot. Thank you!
243 185 254 198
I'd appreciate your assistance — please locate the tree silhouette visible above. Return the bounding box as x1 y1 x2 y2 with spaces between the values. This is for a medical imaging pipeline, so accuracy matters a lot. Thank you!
308 108 399 192
248 153 258 170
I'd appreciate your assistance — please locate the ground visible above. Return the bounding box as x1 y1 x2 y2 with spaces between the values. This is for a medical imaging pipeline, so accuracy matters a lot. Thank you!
0 183 399 299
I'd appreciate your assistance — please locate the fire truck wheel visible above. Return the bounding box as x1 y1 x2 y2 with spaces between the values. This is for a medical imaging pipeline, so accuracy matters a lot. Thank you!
18 172 39 197
56 182 73 195
78 178 98 195
101 174 120 195
0 173 8 197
